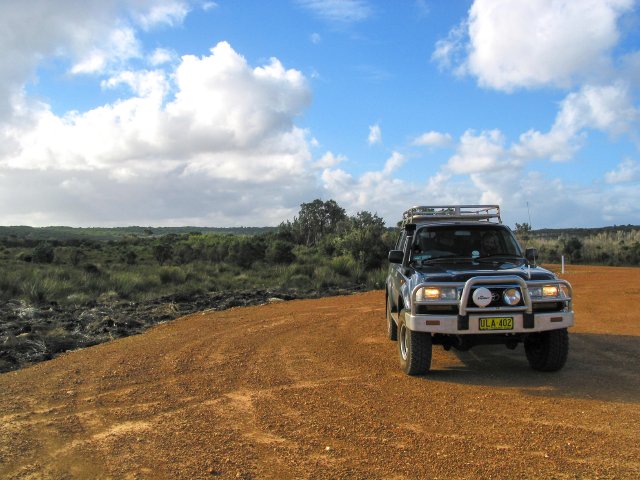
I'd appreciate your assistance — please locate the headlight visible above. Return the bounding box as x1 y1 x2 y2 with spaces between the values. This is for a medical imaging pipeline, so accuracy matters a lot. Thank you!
416 287 458 302
503 288 521 306
530 284 566 299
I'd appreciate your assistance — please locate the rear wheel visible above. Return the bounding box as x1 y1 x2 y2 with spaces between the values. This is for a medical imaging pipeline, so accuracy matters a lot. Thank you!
397 309 432 375
524 328 569 372
386 293 397 341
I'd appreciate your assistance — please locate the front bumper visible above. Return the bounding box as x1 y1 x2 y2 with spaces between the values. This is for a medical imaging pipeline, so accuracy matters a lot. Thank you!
406 275 574 334
405 310 574 334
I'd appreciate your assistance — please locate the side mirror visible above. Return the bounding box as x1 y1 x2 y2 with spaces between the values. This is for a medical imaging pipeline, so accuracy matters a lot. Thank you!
388 250 404 264
525 247 538 265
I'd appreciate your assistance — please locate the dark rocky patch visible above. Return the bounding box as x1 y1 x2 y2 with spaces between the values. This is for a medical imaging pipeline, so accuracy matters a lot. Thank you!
0 286 364 374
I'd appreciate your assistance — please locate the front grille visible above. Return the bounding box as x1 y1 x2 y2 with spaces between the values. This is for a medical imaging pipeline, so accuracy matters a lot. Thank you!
532 301 566 312
416 305 458 315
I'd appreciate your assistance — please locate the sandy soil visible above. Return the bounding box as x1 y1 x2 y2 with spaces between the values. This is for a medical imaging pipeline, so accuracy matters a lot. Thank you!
1 265 639 479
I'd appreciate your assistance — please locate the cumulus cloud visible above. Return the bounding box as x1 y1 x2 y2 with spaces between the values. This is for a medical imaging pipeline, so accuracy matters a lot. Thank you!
314 151 346 169
446 130 507 174
148 48 177 66
0 0 200 120
134 1 190 30
70 26 142 75
434 0 635 91
368 124 382 145
412 131 453 148
0 40 318 226
605 158 640 183
383 152 405 174
296 0 373 23
513 82 639 162
554 82 639 135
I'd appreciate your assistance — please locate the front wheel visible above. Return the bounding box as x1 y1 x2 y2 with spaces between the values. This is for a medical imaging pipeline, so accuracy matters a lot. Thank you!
397 309 432 375
524 328 569 372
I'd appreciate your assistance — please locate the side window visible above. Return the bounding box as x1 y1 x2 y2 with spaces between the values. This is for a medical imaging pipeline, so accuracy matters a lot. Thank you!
395 231 406 250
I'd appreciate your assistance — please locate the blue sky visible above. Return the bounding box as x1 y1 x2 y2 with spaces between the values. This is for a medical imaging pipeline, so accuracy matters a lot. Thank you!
1 0 639 228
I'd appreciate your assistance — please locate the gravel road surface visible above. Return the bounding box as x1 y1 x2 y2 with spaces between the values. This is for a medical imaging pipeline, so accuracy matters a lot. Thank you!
1 265 639 479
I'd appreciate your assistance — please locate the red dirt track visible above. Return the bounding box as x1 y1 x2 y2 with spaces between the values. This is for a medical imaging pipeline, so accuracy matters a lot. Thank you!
1 265 639 479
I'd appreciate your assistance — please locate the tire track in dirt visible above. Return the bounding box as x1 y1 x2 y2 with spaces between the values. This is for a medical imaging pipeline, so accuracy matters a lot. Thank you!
1 265 639 479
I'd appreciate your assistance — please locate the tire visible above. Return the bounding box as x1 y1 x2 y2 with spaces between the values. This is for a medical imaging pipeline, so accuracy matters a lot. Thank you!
524 328 569 372
386 293 398 341
397 309 432 375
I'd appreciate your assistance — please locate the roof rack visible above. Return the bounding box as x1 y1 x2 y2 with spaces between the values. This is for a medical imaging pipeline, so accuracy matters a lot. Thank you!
402 205 501 225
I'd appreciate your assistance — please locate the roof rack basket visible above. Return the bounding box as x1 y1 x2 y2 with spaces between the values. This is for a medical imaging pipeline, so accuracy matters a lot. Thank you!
402 205 501 225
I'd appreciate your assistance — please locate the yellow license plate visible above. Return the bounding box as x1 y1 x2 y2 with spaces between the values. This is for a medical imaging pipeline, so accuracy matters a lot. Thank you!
479 317 513 330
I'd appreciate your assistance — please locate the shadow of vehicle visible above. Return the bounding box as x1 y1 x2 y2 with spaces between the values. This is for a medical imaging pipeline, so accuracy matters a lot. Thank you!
427 333 640 404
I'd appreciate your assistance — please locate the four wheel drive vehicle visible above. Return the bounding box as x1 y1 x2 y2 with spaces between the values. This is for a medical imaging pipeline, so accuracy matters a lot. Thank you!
385 205 574 375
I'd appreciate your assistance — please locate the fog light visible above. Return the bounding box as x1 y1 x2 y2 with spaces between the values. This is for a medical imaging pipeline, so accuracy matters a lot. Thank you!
472 287 492 308
503 288 521 306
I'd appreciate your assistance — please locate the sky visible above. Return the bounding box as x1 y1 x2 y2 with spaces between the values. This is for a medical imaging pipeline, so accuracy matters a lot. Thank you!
1 0 639 229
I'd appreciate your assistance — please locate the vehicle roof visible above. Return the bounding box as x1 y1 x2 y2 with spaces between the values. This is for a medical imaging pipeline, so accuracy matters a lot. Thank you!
412 221 510 229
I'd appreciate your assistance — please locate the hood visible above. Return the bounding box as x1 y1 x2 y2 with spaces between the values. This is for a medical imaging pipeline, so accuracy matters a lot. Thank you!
416 261 556 282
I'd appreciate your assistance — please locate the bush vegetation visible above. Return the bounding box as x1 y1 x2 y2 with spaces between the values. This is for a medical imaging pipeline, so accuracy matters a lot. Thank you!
0 200 395 305
1 203 638 307
514 223 640 266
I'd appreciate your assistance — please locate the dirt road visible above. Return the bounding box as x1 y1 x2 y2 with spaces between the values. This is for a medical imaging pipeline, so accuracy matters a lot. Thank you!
1 265 639 479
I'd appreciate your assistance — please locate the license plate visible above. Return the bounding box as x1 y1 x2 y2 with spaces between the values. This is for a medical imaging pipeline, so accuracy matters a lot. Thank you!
479 317 513 330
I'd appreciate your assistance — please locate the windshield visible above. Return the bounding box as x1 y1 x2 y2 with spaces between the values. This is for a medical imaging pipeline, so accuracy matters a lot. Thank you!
412 225 522 262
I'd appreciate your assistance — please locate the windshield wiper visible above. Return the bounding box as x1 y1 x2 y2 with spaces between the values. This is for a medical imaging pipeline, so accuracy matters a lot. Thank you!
420 255 471 264
475 253 522 262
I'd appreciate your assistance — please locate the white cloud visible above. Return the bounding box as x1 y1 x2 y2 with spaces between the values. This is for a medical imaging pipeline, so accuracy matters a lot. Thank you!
135 1 190 30
202 2 218 12
0 41 318 226
0 0 197 119
314 151 346 169
368 123 382 145
296 0 373 23
447 129 507 174
434 0 635 91
432 20 467 74
511 128 578 163
554 82 639 135
310 33 322 44
412 131 453 148
605 158 640 183
382 151 405 174
148 48 177 66
512 82 639 163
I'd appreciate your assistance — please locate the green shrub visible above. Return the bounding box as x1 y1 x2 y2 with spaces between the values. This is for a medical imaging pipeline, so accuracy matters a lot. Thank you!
313 266 339 289
265 240 295 264
159 267 187 285
32 242 55 263
21 278 54 304
366 267 387 289
330 255 354 277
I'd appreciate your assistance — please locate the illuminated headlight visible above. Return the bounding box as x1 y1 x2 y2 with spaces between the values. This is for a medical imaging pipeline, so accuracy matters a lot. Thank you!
530 285 567 299
503 288 521 306
416 287 458 302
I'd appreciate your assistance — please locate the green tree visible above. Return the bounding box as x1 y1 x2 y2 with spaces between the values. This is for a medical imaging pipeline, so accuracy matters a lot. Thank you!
563 237 583 263
153 240 173 265
339 211 388 269
292 199 347 246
